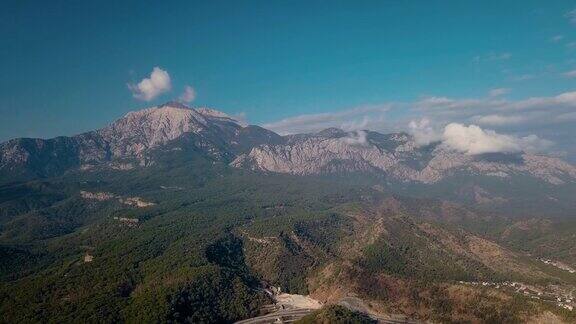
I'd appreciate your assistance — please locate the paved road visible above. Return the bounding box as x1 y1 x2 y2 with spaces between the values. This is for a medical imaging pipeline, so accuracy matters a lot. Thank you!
235 293 420 324
235 308 420 324
338 296 419 324
372 316 421 324
235 308 314 324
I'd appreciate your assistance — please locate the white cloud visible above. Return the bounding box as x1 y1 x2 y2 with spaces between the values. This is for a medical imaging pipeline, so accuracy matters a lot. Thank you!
474 114 526 126
556 111 576 122
415 96 483 111
418 96 454 106
271 91 576 132
516 135 554 153
263 90 576 160
512 74 534 82
408 118 441 146
489 52 512 60
488 88 511 97
231 112 249 126
562 70 576 78
550 91 576 105
441 123 551 155
417 91 576 117
262 105 390 135
179 85 196 103
473 52 512 63
551 35 564 43
128 67 171 101
341 130 369 146
408 92 576 150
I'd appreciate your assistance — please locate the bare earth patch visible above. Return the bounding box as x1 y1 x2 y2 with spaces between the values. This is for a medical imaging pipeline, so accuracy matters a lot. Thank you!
275 293 322 309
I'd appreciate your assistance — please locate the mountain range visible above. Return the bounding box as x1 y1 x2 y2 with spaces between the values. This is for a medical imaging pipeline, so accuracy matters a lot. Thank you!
4 102 576 182
2 102 575 213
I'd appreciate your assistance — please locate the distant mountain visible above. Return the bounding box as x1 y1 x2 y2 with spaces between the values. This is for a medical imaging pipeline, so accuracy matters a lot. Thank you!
1 102 575 213
0 102 280 182
233 128 576 185
232 127 576 216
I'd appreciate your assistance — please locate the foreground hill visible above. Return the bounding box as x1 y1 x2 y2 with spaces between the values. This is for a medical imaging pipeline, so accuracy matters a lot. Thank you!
1 163 574 323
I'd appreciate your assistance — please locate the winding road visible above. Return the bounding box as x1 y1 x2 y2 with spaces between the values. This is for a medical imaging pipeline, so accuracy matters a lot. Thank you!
235 307 420 324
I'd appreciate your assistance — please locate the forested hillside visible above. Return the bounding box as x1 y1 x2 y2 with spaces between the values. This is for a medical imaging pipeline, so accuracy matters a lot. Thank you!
1 154 575 323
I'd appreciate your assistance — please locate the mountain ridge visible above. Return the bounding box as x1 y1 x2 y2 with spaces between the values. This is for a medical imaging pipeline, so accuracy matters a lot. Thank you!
0 102 254 180
1 102 575 190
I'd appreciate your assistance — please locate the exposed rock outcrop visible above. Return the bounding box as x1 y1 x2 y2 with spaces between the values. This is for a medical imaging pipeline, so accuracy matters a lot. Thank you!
1 102 575 188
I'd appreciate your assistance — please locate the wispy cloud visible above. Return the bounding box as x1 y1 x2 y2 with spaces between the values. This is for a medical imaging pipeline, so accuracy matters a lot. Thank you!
179 85 196 103
473 114 527 126
473 52 512 63
511 74 535 82
489 52 512 61
408 118 441 146
230 112 248 126
128 67 171 101
262 105 391 135
488 88 511 97
566 9 576 24
266 91 576 134
551 35 564 43
341 130 369 146
562 70 576 78
263 90 576 159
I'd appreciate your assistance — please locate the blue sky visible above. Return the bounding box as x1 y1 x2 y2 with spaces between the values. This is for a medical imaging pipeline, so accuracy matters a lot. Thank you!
1 1 575 158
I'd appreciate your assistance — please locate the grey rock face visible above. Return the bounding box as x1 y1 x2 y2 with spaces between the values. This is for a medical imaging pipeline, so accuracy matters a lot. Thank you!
97 104 208 158
231 129 576 185
1 102 575 186
0 103 248 180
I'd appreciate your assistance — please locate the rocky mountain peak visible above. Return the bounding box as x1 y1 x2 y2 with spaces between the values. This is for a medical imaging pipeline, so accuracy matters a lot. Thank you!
388 132 412 143
195 107 242 125
196 107 230 118
90 103 220 159
112 104 207 134
232 126 576 185
316 127 348 138
158 101 191 110
2 101 576 190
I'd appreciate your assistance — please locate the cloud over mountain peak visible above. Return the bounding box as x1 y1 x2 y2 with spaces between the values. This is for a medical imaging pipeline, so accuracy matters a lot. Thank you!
128 67 172 101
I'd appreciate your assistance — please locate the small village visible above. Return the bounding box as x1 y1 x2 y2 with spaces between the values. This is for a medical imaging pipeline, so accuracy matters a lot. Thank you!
459 280 574 311
539 258 576 274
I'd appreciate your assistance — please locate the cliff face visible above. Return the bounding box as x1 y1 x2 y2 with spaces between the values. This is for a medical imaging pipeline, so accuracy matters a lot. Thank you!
232 129 576 185
0 102 251 180
1 102 575 189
